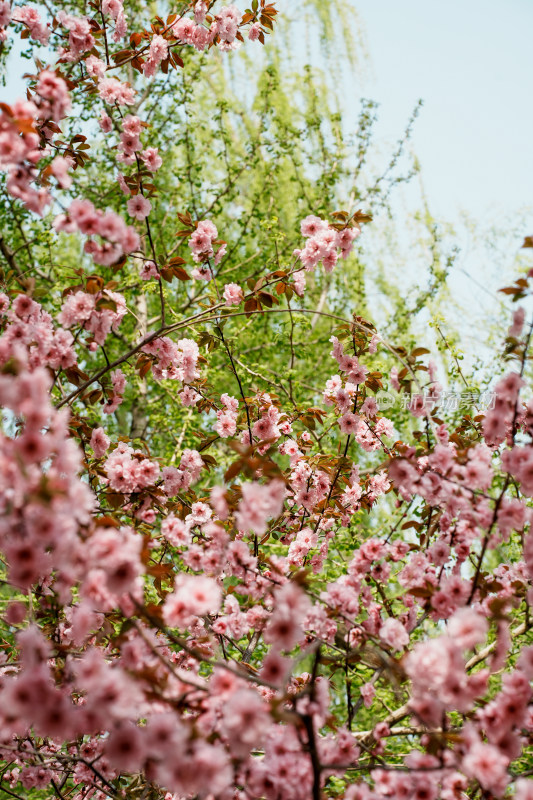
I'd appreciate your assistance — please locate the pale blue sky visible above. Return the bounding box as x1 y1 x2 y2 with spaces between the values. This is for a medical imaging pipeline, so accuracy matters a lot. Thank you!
356 0 533 218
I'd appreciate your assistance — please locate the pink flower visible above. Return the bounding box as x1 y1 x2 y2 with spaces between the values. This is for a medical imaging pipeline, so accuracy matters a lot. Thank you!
248 21 261 40
264 582 310 651
462 741 509 796
90 427 110 458
361 397 378 417
260 649 291 685
235 480 285 535
339 412 359 434
210 486 229 520
57 291 95 327
0 1 11 27
215 411 237 438
140 260 159 280
161 514 192 548
214 242 227 265
179 385 200 406
215 4 241 43
5 601 26 625
163 575 222 628
173 17 196 42
102 0 123 20
189 501 212 525
194 1 207 22
99 111 112 132
141 147 162 172
515 780 533 800
123 114 141 135
483 409 507 446
86 55 106 78
103 368 127 414
189 219 218 261
299 238 325 270
388 368 400 393
50 155 72 188
379 617 409 650
221 689 270 757
105 722 144 772
509 306 525 338
300 215 327 237
13 6 49 44
223 283 244 305
148 34 168 62
293 270 306 295
447 608 488 650
127 194 151 221
98 76 135 105
347 361 368 385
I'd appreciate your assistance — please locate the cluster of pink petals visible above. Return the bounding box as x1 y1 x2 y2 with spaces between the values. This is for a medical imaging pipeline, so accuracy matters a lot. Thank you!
98 76 136 106
140 258 159 280
90 426 110 458
215 392 239 437
118 114 142 163
141 146 162 171
163 574 222 628
170 3 261 56
83 524 144 609
142 335 199 382
0 0 9 40
483 371 524 446
143 33 168 78
325 336 394 451
0 71 71 213
104 442 160 494
12 4 49 43
295 214 361 273
214 3 241 49
172 15 217 52
174 4 248 55
103 367 127 414
0 357 94 592
0 293 533 800
102 0 127 41
247 394 288 449
0 293 77 370
264 582 311 651
235 479 286 535
56 10 95 60
223 282 244 305
58 288 126 346
248 21 261 40
127 193 152 220
162 448 204 496
188 219 218 263
54 198 140 265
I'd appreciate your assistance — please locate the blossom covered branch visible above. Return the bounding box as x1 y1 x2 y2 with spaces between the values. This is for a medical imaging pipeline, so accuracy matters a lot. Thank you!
0 2 532 800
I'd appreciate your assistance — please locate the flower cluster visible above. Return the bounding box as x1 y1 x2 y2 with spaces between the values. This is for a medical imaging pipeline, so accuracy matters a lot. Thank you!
188 218 226 273
296 214 361 272
142 336 199 382
0 71 71 213
0 293 77 370
12 4 49 43
54 199 140 265
58 288 127 346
